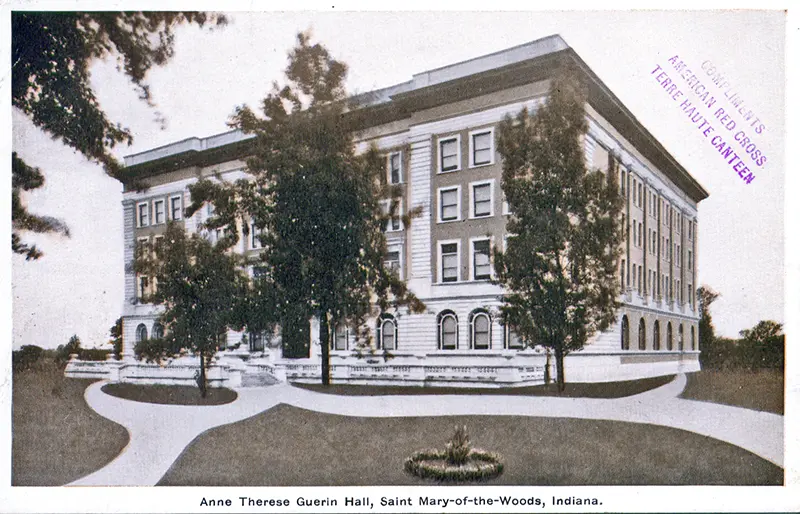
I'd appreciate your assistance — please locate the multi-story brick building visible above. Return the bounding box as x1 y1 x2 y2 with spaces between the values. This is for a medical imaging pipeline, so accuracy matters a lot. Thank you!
70 35 707 387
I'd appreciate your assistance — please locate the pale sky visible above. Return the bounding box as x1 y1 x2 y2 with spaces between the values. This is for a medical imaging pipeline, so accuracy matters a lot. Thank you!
11 10 786 349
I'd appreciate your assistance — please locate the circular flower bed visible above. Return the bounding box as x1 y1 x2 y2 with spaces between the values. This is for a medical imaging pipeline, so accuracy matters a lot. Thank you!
404 425 503 482
404 448 504 482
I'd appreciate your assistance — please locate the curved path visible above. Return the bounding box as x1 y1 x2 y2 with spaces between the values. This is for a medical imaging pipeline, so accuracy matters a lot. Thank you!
68 374 783 486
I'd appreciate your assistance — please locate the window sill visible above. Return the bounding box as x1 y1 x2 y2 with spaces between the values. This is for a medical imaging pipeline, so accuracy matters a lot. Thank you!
469 214 494 220
437 218 462 224
469 161 494 169
438 168 461 174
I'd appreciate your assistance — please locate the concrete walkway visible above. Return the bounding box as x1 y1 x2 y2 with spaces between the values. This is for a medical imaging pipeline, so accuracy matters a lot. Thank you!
68 374 783 486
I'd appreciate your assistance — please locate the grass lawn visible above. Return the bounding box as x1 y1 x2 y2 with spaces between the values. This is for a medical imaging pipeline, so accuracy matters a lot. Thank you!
158 404 781 486
295 374 675 398
12 363 129 486
680 369 784 415
102 383 237 406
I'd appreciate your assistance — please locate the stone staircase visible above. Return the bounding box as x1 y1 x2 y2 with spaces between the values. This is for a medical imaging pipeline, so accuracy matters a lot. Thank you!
241 372 281 388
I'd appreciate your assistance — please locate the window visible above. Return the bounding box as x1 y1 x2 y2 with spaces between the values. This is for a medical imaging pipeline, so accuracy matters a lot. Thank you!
620 259 626 289
470 180 494 218
688 283 693 308
152 323 164 340
333 324 350 351
384 249 401 278
153 199 165 225
253 266 268 280
385 199 403 232
250 221 262 249
632 264 637 289
440 241 460 283
469 309 491 350
377 314 397 350
688 221 694 240
678 324 684 351
137 202 149 227
666 322 673 350
472 239 491 280
621 315 630 350
504 323 524 350
691 326 696 350
638 318 646 350
138 276 149 300
437 311 458 350
136 324 148 343
638 266 643 294
638 222 643 248
676 244 681 266
688 250 693 271
469 128 494 167
619 169 626 196
638 183 643 208
388 152 402 184
170 195 182 220
439 136 460 172
438 186 461 222
653 320 661 350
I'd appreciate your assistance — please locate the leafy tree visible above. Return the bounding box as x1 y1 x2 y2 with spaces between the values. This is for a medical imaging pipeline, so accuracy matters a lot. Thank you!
188 32 424 385
56 334 82 366
738 320 784 370
12 11 226 259
134 223 248 396
494 64 625 392
697 285 720 368
109 316 124 360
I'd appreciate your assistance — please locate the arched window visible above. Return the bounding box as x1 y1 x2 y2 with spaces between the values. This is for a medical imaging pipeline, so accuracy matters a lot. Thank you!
653 320 661 350
136 323 148 343
666 322 673 351
437 311 458 350
691 326 696 350
377 314 397 350
469 309 491 350
678 324 684 351
332 323 350 351
152 323 164 340
638 318 646 350
620 315 630 350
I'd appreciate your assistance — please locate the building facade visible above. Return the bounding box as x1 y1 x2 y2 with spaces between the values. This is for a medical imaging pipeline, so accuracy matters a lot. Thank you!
67 35 708 387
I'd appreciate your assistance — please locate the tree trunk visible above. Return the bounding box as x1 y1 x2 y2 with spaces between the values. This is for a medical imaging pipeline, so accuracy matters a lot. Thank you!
544 348 551 385
199 351 208 398
555 346 566 393
320 311 330 386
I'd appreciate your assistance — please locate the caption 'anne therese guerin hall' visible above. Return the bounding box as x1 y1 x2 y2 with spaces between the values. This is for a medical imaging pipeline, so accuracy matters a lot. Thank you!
66 35 709 389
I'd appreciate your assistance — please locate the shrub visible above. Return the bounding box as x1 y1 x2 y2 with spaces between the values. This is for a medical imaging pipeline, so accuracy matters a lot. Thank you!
134 338 185 363
78 348 111 361
12 345 44 372
445 425 471 466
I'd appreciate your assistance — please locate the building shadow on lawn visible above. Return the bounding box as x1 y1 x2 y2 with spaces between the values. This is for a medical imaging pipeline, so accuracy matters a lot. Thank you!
158 404 782 486
680 370 784 415
294 374 675 399
12 364 130 486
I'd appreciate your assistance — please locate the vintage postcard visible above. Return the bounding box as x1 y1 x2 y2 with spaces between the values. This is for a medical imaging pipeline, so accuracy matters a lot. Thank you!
4 4 796 513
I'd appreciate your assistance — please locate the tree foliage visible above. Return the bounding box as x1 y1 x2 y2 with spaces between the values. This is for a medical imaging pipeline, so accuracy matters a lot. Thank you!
12 11 226 259
187 32 424 384
738 320 784 370
109 316 124 360
494 64 625 392
697 285 720 368
134 223 248 396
